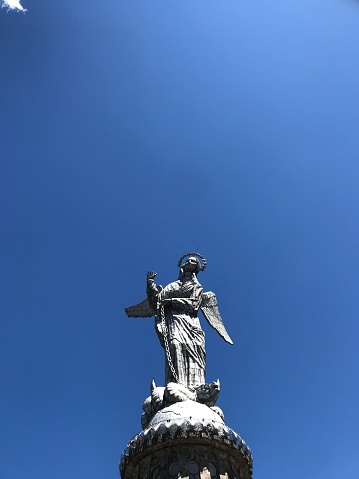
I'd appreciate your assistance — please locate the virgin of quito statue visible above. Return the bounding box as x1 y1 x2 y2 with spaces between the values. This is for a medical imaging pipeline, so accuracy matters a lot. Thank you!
121 253 253 479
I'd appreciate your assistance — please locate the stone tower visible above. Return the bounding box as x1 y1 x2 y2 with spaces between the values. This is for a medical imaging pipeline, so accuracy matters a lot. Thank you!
121 253 253 478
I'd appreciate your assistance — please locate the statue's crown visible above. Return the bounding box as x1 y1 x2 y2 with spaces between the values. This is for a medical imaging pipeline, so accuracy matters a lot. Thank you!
177 252 207 272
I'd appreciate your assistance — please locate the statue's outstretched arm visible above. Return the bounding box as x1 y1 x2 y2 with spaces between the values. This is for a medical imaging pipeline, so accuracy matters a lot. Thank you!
146 271 159 310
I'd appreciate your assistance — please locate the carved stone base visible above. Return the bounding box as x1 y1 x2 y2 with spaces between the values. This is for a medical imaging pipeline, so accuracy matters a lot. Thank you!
120 401 252 479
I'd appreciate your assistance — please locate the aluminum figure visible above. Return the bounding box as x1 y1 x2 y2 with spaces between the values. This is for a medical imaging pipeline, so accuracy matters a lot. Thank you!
125 253 233 389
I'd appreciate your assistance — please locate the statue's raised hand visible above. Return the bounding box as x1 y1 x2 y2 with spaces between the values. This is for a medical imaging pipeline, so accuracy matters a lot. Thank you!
146 271 157 280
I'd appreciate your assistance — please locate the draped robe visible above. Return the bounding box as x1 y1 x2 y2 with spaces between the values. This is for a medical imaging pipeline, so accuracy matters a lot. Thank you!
147 272 206 388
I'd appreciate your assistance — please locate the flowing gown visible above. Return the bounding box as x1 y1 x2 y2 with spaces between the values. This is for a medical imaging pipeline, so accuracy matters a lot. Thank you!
147 272 206 388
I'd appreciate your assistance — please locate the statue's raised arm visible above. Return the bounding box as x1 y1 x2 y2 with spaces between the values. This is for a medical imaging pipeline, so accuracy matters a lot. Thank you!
124 272 162 318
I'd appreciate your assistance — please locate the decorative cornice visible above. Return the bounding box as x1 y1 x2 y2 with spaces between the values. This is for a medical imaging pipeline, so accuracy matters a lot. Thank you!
120 414 253 477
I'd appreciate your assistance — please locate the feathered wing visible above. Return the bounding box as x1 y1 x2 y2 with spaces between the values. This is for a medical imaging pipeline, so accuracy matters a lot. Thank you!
125 298 154 318
125 285 162 318
200 291 233 344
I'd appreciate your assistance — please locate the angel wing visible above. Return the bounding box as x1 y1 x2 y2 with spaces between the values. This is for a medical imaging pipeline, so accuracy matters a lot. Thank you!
125 298 154 318
200 291 233 345
125 285 162 318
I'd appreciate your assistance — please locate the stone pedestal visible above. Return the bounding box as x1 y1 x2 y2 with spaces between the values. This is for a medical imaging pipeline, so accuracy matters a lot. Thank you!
120 401 252 479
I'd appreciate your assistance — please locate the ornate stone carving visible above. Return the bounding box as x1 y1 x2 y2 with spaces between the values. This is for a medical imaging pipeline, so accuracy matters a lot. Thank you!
120 401 253 479
141 380 222 429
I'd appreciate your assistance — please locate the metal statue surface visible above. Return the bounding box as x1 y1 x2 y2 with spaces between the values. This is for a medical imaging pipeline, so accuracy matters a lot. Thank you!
125 253 233 390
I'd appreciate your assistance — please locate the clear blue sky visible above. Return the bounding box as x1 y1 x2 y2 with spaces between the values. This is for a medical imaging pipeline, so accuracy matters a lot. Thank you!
1 1 358 478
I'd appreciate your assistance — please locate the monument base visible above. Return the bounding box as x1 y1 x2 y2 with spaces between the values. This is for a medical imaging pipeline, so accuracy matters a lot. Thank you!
120 401 252 479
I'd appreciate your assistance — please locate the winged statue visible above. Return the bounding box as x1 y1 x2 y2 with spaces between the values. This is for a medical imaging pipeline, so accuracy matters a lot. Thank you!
125 253 233 389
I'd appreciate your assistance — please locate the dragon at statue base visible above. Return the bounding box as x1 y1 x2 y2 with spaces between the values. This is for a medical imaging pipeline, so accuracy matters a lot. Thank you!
141 379 224 429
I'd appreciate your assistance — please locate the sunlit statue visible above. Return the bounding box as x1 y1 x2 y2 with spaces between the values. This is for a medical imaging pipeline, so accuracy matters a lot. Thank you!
121 254 253 478
125 253 233 390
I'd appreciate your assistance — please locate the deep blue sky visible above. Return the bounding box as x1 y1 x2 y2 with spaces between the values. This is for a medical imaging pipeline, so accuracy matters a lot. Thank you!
1 1 358 478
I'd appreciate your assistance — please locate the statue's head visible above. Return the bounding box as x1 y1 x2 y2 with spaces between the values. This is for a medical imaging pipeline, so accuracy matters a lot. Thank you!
184 257 201 273
177 252 207 276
